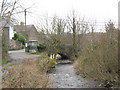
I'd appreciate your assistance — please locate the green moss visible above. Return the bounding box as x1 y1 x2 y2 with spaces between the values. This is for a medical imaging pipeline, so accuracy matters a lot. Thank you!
2 63 17 69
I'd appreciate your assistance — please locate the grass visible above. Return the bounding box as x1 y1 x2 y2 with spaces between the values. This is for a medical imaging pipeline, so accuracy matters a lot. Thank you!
29 51 47 55
2 60 51 88
2 63 17 69
29 52 41 55
2 53 56 88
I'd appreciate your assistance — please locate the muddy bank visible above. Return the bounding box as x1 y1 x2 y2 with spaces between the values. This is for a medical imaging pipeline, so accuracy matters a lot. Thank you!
48 64 100 88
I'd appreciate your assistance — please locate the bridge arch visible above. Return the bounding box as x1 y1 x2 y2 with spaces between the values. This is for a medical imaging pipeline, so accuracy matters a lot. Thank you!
57 53 69 60
48 53 69 60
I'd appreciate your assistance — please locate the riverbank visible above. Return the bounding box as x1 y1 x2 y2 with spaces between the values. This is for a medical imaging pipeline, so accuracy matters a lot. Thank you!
2 51 54 88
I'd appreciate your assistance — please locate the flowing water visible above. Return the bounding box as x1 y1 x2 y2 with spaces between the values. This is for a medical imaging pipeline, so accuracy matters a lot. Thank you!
49 64 100 88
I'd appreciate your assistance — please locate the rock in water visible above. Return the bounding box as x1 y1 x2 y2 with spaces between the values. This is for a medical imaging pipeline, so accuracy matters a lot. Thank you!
65 74 70 78
99 83 104 87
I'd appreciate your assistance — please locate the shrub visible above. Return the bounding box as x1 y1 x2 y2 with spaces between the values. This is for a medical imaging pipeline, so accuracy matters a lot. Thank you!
37 54 57 72
37 43 46 52
13 33 26 45
74 23 118 85
12 33 18 40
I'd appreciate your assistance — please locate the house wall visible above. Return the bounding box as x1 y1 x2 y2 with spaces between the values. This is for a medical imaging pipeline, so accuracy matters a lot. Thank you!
9 26 14 39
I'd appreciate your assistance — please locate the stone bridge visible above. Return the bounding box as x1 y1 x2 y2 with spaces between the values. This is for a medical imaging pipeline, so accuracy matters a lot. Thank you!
48 44 74 60
57 44 74 60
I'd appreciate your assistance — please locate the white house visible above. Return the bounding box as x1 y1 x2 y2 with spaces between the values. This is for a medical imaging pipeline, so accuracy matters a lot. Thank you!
0 16 15 40
9 22 15 39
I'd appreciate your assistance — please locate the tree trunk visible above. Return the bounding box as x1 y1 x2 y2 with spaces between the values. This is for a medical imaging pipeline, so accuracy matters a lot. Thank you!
72 17 77 58
2 27 9 61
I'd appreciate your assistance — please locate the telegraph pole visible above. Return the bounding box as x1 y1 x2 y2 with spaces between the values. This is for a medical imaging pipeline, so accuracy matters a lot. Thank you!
24 9 26 30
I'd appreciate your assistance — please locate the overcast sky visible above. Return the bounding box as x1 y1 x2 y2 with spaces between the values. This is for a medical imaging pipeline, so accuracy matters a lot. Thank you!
13 0 120 30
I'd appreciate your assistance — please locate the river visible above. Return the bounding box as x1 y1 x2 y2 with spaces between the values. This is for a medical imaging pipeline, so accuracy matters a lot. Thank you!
48 64 100 88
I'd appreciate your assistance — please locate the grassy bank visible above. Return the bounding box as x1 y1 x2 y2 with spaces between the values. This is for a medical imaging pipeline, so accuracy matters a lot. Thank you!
2 53 57 88
74 24 119 87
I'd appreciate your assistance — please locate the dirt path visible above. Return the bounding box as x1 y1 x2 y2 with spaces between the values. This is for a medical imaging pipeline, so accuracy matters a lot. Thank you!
49 64 100 88
2 49 40 67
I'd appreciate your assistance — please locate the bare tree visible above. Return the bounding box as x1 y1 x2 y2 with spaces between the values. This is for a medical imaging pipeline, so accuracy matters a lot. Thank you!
66 11 91 58
67 11 77 58
39 15 66 59
37 12 91 59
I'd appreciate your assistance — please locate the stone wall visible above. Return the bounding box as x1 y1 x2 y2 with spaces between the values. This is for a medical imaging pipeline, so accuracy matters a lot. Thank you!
9 39 23 50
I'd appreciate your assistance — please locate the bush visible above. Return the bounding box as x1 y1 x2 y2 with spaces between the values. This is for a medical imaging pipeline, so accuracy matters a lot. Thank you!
37 54 57 72
12 33 18 40
37 43 46 52
13 33 26 45
74 25 118 85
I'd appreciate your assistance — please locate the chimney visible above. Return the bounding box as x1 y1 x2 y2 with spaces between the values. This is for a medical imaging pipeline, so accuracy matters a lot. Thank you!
20 22 25 31
20 22 24 26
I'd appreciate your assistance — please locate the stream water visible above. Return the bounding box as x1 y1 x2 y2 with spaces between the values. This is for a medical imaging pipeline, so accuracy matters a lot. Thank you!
48 64 100 88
